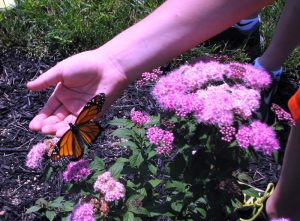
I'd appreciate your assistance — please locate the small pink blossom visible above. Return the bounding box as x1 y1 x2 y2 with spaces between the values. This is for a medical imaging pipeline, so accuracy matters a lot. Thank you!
219 126 236 142
94 171 125 202
26 142 47 169
69 203 95 221
271 219 290 221
271 103 295 127
146 127 174 154
130 111 150 126
63 159 91 182
236 121 280 155
136 68 163 87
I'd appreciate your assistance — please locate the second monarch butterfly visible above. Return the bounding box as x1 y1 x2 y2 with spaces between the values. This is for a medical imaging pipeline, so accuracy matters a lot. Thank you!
50 93 105 163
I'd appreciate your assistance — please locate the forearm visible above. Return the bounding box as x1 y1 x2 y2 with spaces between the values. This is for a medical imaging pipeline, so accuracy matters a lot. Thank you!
100 0 274 82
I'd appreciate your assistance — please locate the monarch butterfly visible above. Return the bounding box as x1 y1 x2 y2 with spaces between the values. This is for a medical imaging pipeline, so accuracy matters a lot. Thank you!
50 93 105 163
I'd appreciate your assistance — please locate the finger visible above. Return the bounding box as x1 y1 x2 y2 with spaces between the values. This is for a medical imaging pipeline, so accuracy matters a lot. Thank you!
27 64 63 91
29 91 62 131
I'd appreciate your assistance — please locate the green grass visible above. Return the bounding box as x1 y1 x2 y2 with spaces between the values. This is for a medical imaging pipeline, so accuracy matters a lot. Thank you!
0 0 163 56
0 0 299 78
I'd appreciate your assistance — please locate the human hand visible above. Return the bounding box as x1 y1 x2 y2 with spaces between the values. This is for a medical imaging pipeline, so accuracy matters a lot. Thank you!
27 49 129 137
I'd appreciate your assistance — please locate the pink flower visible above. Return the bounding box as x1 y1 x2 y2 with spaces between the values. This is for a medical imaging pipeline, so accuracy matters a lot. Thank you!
271 103 295 127
225 62 271 90
146 127 174 154
152 61 265 127
271 219 290 221
236 121 280 155
94 172 125 202
130 111 150 126
63 159 91 182
69 203 95 221
136 68 163 87
219 126 236 142
26 142 47 169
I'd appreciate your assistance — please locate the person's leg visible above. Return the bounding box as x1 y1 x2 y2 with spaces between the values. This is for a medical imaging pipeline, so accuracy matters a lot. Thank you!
258 0 300 71
266 125 300 220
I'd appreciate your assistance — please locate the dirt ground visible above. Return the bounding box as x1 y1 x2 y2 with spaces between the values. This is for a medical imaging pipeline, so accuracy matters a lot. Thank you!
0 48 297 220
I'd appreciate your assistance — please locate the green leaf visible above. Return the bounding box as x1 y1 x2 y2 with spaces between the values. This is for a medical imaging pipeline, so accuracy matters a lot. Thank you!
46 210 56 221
242 188 260 198
26 205 41 213
165 180 188 192
147 150 156 160
52 196 64 204
89 156 105 172
118 141 138 149
148 179 161 188
171 201 183 212
129 152 144 168
148 163 157 175
123 211 135 221
109 118 131 126
109 161 124 177
112 128 134 139
237 172 252 183
45 166 53 181
61 201 75 212
126 194 148 215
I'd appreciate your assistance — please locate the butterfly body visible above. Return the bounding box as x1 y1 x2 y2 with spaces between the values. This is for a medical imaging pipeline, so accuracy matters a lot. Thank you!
51 93 105 163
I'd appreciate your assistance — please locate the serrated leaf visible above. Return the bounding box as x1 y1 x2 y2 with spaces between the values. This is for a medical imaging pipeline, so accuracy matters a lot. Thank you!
46 210 56 221
123 211 134 221
45 166 53 181
165 180 188 192
129 152 144 168
52 196 64 204
109 161 124 178
109 118 131 126
26 205 41 213
148 163 157 175
112 128 134 139
89 156 105 172
171 201 183 212
147 150 156 160
148 179 161 188
61 201 75 212
118 141 138 149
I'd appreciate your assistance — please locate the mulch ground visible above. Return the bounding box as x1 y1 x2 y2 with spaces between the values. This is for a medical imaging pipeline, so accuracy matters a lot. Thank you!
0 47 297 221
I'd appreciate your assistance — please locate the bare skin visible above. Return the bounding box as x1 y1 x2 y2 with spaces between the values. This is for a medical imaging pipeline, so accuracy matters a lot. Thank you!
27 0 274 137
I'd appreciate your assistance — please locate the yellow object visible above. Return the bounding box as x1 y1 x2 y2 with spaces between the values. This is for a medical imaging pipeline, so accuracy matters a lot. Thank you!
0 0 16 10
237 182 275 221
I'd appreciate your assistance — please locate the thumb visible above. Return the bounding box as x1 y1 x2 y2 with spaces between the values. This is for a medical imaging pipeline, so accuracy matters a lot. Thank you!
27 64 63 91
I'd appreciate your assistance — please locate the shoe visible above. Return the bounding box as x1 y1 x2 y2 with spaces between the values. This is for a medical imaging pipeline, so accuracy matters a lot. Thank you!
253 58 283 122
236 182 275 221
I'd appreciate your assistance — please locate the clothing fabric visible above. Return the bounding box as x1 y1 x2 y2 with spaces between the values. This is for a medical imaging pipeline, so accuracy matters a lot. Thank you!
288 88 300 126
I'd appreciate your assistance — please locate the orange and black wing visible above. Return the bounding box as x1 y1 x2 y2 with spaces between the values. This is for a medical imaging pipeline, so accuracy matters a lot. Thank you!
50 129 84 162
75 93 105 125
78 120 102 145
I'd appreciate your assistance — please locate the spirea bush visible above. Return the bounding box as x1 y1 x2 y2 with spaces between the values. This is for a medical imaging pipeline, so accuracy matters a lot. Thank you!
26 59 293 220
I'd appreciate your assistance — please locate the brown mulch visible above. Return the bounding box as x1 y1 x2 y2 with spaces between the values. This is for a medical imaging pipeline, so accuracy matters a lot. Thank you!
0 48 296 220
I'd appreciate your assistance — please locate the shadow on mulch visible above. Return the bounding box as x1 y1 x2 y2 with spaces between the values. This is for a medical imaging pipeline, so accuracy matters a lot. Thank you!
0 47 297 220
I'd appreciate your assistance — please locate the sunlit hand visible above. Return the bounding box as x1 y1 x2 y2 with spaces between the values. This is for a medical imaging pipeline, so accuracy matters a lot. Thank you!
27 49 129 137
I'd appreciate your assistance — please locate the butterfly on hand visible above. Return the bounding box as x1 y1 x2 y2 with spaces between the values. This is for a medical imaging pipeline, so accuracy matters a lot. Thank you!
50 93 105 163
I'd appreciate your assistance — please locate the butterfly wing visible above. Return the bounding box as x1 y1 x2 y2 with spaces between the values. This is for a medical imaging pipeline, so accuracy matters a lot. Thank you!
78 120 102 145
50 93 105 163
75 93 105 125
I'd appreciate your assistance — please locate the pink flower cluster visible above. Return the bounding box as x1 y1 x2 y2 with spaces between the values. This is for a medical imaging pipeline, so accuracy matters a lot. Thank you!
69 203 95 221
136 68 163 87
94 172 125 202
26 142 47 169
146 127 174 154
271 218 290 221
130 111 150 126
152 61 270 127
236 121 280 155
219 126 236 142
271 103 295 127
63 159 91 182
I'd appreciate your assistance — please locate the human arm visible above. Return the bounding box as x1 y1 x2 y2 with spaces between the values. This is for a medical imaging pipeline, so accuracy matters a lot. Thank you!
27 0 274 136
